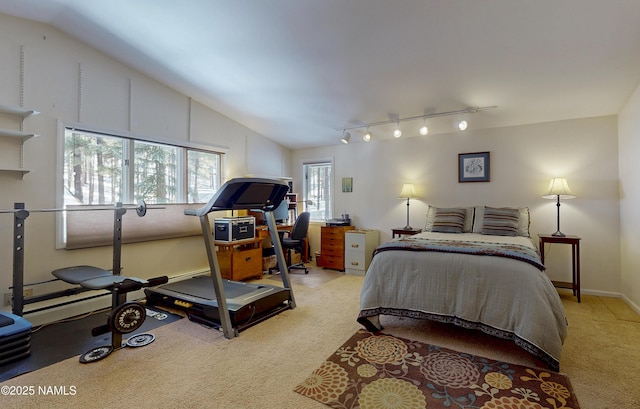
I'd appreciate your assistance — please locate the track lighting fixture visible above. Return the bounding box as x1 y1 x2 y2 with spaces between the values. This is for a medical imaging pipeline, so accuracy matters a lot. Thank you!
363 127 372 142
336 106 496 141
340 130 351 144
393 121 402 138
419 119 429 136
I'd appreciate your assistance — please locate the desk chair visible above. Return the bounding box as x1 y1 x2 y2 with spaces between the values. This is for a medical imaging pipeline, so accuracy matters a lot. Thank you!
280 212 310 274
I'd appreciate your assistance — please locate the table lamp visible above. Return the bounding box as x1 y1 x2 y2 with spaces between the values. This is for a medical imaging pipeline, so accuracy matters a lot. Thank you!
399 183 418 229
542 177 575 237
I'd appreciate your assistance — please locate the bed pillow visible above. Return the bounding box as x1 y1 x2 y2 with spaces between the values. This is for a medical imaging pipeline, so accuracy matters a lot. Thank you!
431 208 466 233
518 207 531 237
425 206 473 232
472 206 531 237
481 206 520 236
424 205 437 231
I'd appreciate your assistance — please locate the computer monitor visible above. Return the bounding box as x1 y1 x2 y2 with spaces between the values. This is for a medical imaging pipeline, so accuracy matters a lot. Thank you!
271 200 289 224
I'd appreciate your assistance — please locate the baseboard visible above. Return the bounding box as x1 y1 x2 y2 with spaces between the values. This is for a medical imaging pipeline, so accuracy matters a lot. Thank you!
580 288 622 298
580 288 640 315
621 294 640 315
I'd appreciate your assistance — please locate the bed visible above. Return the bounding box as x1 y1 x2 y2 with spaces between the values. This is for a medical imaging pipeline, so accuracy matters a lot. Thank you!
357 206 568 371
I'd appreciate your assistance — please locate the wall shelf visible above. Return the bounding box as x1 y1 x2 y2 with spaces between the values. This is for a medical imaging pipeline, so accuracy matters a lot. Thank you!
0 104 39 118
0 129 38 141
0 104 39 178
0 167 30 176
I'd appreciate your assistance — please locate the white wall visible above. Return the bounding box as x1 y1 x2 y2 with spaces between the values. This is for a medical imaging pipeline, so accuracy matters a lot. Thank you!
0 14 290 320
292 116 621 297
619 83 640 311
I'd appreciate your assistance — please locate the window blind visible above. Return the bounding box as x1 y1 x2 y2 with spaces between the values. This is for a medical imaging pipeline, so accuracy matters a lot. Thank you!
65 203 204 249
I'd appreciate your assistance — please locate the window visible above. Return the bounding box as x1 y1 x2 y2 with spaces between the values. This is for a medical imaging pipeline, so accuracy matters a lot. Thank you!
303 161 333 221
61 127 223 248
62 128 222 206
187 149 221 203
133 141 178 204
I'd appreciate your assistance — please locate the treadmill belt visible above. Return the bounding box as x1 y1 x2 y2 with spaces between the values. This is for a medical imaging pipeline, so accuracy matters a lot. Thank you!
162 276 272 300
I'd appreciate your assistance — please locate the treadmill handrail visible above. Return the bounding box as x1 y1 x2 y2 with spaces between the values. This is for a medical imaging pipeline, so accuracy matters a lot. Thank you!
184 177 289 217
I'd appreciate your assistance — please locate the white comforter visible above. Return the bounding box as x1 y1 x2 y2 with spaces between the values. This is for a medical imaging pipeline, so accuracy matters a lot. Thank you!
358 232 568 371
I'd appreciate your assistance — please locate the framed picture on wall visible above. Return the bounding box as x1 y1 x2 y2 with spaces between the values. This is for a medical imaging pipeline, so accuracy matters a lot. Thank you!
458 151 490 183
342 177 353 192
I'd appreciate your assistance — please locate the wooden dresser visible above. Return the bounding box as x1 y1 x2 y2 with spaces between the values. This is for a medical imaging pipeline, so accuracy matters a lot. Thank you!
319 225 355 271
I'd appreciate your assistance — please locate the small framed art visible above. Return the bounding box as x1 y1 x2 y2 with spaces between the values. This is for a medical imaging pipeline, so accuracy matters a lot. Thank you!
458 151 490 183
342 177 353 192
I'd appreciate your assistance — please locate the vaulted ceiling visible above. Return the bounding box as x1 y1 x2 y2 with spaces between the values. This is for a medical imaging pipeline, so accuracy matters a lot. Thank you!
1 0 640 149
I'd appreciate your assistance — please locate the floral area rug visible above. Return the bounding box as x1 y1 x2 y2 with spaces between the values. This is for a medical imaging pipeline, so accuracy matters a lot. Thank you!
294 330 580 409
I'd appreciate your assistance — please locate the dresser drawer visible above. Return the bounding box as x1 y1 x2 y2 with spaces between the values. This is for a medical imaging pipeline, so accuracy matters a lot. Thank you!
217 246 262 281
321 245 343 256
345 250 366 271
321 226 345 239
345 233 366 253
320 254 344 270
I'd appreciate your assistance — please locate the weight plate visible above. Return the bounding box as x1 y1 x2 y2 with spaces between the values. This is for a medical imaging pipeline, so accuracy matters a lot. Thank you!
109 302 146 334
136 200 147 217
79 345 113 363
126 333 156 347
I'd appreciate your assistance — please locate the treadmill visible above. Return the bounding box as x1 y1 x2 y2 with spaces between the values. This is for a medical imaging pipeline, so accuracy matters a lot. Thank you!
144 177 295 338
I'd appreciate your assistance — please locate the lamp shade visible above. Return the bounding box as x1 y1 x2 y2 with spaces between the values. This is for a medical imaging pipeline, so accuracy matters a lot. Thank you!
398 183 417 199
542 178 575 200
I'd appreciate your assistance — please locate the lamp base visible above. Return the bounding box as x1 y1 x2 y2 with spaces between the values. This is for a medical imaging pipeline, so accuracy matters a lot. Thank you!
403 225 413 230
551 231 566 237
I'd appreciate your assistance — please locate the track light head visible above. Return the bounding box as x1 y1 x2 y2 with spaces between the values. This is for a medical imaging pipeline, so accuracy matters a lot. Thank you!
340 131 351 144
419 120 429 136
393 121 401 138
363 128 372 142
458 119 468 131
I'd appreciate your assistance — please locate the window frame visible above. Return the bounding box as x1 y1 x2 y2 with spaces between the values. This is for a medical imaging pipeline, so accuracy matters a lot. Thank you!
302 159 334 222
56 120 227 248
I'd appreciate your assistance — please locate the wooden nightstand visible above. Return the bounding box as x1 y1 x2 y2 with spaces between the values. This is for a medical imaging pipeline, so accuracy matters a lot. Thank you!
538 234 581 302
392 227 422 238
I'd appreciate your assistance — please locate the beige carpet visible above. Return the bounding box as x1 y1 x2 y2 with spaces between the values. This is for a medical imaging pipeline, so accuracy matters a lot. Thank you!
1 270 639 409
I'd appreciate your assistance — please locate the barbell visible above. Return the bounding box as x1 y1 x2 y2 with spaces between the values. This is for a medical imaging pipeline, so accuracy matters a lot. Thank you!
0 200 163 217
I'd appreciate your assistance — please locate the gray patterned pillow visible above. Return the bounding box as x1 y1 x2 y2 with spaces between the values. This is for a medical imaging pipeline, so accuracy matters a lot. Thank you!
431 208 466 233
481 206 519 236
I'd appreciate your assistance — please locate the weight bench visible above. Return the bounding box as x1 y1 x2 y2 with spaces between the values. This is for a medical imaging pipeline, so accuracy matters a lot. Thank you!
1 202 167 363
52 265 142 289
52 265 168 363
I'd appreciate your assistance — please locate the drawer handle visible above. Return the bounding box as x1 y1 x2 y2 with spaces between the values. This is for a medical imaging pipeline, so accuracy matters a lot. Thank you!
351 244 359 248
351 261 359 266
245 257 252 261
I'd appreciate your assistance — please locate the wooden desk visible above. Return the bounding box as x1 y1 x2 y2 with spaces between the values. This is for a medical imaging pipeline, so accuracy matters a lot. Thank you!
538 234 581 302
256 225 309 262
392 227 422 238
